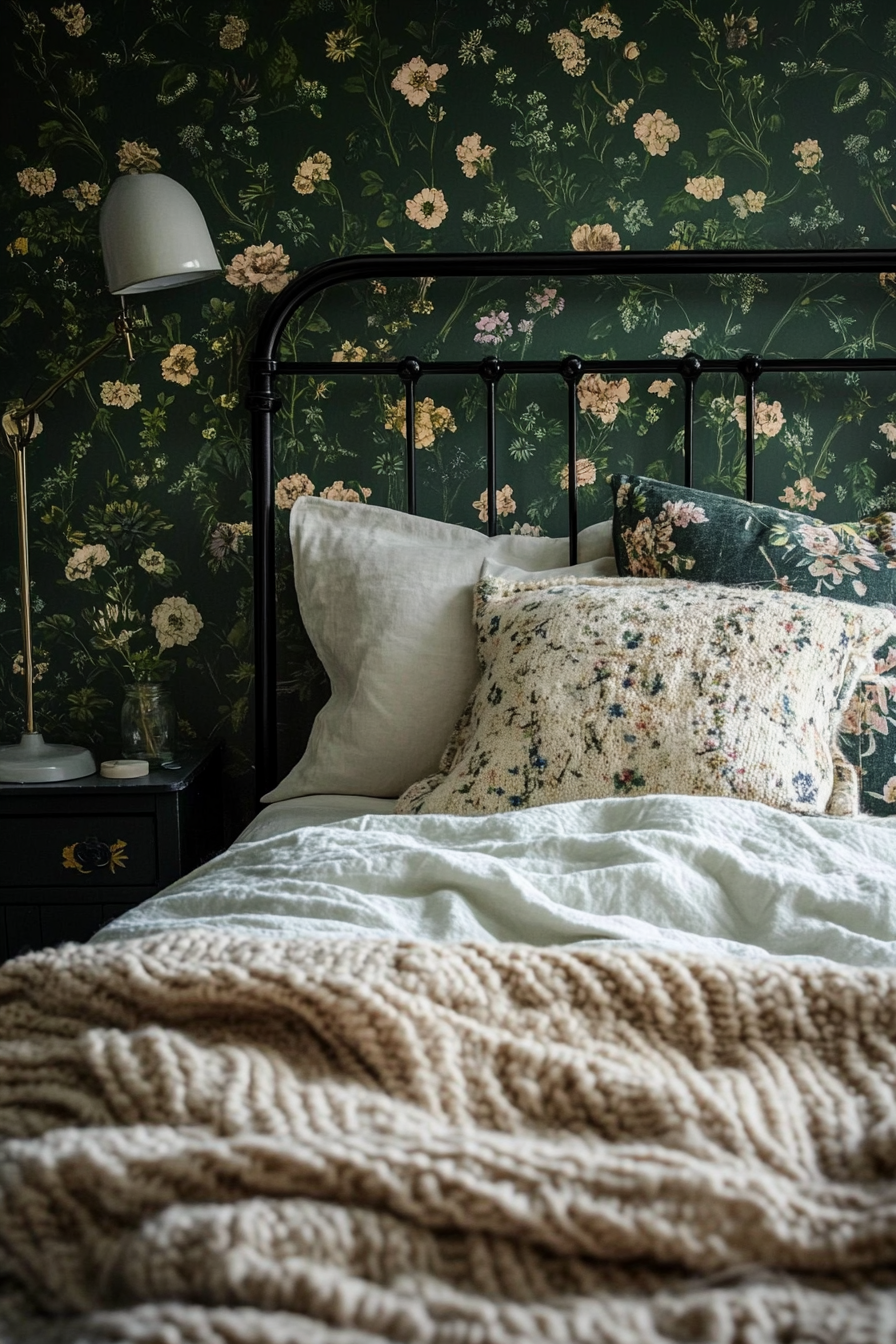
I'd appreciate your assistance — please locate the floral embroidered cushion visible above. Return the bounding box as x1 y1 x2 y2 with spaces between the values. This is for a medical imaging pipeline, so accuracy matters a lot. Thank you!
395 576 896 818
611 474 896 676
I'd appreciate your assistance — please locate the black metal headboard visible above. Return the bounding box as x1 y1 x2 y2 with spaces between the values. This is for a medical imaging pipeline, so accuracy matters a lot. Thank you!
248 248 896 800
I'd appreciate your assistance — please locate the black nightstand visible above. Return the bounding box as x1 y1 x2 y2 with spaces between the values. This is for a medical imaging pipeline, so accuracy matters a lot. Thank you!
0 742 226 961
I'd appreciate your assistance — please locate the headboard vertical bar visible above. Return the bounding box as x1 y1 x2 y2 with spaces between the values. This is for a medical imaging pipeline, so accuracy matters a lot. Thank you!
679 353 702 491
739 354 762 502
480 357 503 537
398 357 422 514
247 359 282 801
560 356 583 564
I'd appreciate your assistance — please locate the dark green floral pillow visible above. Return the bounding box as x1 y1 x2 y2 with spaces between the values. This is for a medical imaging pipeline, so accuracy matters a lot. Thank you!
611 474 896 676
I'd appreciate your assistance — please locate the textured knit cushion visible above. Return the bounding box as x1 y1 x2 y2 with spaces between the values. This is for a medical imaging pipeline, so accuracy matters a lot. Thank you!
395 576 896 818
611 474 896 674
263 499 616 802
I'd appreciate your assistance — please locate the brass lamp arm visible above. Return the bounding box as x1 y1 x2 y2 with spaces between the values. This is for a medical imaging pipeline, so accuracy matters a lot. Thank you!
3 305 133 449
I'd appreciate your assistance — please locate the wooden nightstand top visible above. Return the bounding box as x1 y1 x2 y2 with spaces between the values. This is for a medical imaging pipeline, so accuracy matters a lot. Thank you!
0 743 220 801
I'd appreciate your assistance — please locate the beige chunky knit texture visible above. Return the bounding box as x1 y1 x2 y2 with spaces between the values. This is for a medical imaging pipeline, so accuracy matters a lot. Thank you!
1 932 895 1342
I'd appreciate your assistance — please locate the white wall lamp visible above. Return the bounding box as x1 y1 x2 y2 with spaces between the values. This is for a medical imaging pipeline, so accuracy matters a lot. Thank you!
0 174 220 783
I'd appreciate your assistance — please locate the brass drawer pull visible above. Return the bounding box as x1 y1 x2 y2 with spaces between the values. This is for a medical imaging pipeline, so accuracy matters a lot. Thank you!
62 838 129 875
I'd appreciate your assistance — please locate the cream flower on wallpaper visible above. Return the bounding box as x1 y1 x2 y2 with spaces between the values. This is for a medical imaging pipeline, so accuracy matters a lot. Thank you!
13 652 49 680
152 596 203 650
456 133 495 178
208 522 251 561
633 109 680 156
62 180 101 210
570 222 621 251
160 344 198 386
50 4 90 36
879 421 896 445
779 477 826 512
560 457 597 489
548 29 588 76
384 396 456 448
684 175 725 201
138 547 167 574
731 396 785 437
293 152 332 195
660 326 704 357
793 138 823 173
17 166 56 196
225 242 293 293
100 380 141 409
391 56 447 106
606 98 634 125
473 484 516 522
729 189 767 218
648 379 675 398
581 7 623 39
275 473 315 509
117 140 161 174
65 543 110 582
405 187 448 229
319 481 372 502
577 375 631 423
218 15 248 49
623 41 640 58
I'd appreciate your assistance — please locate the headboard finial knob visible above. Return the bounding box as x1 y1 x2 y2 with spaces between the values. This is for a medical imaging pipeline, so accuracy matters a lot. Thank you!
679 352 703 380
479 355 504 384
560 355 584 384
738 353 763 382
397 355 422 384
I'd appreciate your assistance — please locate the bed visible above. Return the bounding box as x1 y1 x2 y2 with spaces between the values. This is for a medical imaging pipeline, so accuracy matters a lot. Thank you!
2 248 896 1342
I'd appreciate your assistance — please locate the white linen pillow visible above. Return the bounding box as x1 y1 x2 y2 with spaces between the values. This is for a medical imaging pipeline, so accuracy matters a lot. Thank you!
263 499 616 801
480 556 619 581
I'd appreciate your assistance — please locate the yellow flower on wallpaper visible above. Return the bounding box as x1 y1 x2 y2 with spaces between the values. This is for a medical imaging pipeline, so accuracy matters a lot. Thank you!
325 28 362 61
161 345 198 386
793 138 823 173
219 15 248 49
117 141 161 174
50 4 91 37
100 381 141 409
16 167 56 196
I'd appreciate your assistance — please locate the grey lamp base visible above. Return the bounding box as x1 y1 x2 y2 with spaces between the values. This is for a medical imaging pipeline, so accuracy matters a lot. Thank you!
0 732 96 783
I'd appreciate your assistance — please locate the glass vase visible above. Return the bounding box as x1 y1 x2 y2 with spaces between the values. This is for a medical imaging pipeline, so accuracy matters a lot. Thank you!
120 683 178 764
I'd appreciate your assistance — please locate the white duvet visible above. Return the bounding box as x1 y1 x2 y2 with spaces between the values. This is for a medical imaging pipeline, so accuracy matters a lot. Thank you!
93 793 896 966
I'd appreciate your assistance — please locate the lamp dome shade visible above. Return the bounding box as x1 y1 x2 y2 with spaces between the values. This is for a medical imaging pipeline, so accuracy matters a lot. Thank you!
99 173 221 295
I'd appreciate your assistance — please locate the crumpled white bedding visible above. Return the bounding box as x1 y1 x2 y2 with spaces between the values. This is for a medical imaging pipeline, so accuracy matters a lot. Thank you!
93 793 896 967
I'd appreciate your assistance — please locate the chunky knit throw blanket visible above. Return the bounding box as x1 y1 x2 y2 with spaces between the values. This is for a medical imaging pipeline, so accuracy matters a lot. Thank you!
1 932 895 1344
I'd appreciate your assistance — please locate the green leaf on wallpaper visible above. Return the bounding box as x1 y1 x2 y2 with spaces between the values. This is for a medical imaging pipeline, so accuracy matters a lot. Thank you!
706 128 731 142
866 108 887 130
344 75 366 94
361 170 383 197
268 37 298 88
645 67 666 84
406 20 428 39
305 314 330 333
376 211 395 228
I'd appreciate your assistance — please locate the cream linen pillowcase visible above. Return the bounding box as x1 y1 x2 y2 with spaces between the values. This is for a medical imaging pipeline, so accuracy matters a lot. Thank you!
395 575 896 818
263 500 616 801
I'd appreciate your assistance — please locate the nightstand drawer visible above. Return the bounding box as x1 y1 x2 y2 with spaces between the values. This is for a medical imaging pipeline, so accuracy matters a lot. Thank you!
0 815 157 889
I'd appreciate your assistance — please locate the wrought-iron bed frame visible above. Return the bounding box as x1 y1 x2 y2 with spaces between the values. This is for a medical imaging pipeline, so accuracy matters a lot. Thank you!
248 248 896 800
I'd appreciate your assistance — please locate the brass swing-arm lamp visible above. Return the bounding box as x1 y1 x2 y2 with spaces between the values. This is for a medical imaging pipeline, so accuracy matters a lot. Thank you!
0 173 220 783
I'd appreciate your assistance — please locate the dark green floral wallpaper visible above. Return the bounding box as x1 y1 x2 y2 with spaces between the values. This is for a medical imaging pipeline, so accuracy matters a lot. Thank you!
3 0 896 812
